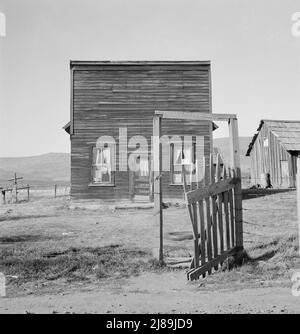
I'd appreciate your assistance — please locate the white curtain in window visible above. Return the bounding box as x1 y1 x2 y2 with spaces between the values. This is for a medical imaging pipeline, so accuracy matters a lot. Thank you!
103 147 111 166
93 147 112 183
174 147 182 165
95 167 104 181
95 149 101 165
182 146 192 164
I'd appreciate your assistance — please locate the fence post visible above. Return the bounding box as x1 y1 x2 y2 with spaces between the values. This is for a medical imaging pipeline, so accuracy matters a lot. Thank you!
149 169 154 203
54 184 57 198
27 184 30 201
229 118 243 250
153 114 163 263
1 189 5 205
14 185 18 203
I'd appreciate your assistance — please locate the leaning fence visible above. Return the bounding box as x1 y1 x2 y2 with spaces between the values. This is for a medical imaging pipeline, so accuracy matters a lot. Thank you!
183 153 243 280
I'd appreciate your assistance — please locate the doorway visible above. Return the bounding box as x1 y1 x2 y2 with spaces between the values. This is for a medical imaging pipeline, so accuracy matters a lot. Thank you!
129 155 152 202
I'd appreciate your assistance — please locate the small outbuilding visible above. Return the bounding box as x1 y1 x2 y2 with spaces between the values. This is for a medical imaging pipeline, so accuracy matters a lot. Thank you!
246 120 300 188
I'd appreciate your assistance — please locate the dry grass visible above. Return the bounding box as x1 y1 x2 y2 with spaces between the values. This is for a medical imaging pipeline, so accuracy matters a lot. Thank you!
0 188 299 296
0 244 166 286
193 233 299 291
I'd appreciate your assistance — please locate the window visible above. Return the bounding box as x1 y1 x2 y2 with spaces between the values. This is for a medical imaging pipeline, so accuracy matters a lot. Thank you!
91 144 115 185
170 142 195 184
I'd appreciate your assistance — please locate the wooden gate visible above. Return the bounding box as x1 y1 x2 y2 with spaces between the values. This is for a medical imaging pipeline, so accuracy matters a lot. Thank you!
152 110 243 265
183 153 243 281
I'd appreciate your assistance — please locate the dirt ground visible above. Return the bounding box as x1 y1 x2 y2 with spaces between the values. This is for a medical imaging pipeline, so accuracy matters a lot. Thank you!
0 189 300 314
1 273 300 314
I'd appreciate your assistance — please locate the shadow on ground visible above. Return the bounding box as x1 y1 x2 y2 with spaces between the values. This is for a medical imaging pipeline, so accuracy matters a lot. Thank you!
0 214 53 222
243 234 298 264
242 188 295 200
0 234 53 244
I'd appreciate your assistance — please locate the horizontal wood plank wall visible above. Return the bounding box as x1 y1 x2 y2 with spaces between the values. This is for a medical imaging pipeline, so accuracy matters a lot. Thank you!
71 63 211 200
249 123 292 188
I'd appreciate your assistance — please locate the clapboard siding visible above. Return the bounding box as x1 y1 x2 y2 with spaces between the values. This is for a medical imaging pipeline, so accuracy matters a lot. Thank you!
70 62 212 200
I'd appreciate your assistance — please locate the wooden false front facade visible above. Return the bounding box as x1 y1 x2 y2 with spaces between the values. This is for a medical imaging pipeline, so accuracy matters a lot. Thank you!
246 120 300 188
67 61 212 201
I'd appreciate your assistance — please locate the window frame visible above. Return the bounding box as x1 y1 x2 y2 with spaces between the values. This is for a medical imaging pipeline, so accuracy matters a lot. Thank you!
88 143 116 187
170 140 196 186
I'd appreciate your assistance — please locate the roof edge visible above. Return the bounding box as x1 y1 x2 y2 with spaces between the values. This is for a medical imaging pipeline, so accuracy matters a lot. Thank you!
246 120 265 156
70 60 211 68
261 119 300 123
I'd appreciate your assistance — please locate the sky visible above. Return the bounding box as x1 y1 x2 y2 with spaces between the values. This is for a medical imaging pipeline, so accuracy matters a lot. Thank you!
0 0 299 157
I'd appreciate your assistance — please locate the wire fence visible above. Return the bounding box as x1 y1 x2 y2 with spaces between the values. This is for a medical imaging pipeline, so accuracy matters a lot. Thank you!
31 184 71 198
1 184 70 204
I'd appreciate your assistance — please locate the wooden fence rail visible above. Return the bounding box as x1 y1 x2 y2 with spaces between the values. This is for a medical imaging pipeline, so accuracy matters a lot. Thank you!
183 153 243 280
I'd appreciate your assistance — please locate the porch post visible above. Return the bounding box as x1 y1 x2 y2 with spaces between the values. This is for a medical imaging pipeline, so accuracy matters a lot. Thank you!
229 118 243 250
153 114 163 262
297 156 300 256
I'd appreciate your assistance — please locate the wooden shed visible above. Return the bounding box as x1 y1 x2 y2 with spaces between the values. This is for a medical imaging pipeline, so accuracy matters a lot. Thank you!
246 120 300 188
64 61 213 201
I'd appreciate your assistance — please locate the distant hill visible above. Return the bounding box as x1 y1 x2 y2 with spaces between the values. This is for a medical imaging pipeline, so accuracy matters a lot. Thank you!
0 153 70 186
213 137 252 177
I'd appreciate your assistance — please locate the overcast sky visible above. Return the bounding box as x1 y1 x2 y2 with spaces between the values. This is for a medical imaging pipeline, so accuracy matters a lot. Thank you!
0 0 299 157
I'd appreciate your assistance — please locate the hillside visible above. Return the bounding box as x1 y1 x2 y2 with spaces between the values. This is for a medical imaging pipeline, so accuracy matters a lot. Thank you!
0 153 70 186
213 136 252 177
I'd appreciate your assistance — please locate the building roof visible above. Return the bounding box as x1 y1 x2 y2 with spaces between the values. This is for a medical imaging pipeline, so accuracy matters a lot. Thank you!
70 60 211 68
246 119 300 156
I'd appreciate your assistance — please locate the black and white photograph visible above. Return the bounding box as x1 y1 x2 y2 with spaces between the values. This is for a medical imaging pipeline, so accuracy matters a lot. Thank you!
0 0 300 317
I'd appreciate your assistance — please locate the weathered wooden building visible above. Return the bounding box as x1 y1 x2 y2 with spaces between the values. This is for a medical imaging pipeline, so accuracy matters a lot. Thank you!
64 61 213 201
246 120 300 188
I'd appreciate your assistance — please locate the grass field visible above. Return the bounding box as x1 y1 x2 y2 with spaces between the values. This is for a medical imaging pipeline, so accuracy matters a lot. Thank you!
0 189 299 313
